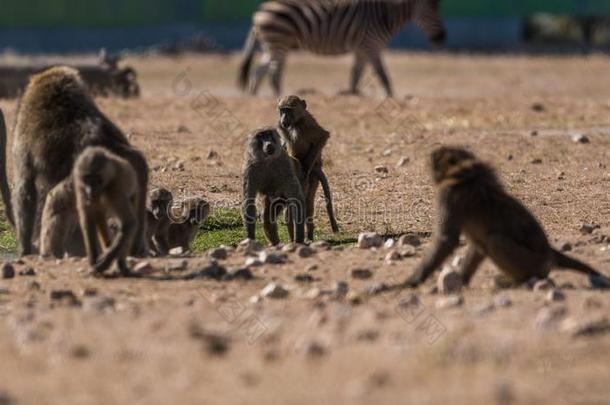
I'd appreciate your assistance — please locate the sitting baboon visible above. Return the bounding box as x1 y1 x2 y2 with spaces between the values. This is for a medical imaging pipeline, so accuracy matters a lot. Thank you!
277 95 339 240
74 147 140 275
0 66 148 256
167 197 210 252
402 146 610 289
146 188 173 256
242 127 305 245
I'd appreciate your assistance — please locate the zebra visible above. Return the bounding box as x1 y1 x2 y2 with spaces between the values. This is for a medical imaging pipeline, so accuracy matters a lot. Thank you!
238 0 446 97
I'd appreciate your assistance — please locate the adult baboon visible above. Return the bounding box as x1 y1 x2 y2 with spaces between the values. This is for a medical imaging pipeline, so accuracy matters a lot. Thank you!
0 66 148 256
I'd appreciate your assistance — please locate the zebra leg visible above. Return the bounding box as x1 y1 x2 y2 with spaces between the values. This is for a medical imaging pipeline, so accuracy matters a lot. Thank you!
249 52 272 95
370 53 394 98
349 53 367 95
269 54 286 96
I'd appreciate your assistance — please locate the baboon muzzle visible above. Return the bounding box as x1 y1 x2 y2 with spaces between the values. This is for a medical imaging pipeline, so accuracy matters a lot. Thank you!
263 142 276 156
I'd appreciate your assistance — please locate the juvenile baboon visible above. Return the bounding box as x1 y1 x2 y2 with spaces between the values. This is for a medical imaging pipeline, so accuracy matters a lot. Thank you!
0 66 148 256
146 188 173 256
402 146 610 289
74 147 140 275
242 127 305 245
167 197 210 252
277 95 339 240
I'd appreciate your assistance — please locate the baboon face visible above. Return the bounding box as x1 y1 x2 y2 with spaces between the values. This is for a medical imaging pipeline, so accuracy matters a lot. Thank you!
278 96 307 129
187 199 210 226
430 146 476 184
76 150 114 201
149 188 173 220
250 128 282 160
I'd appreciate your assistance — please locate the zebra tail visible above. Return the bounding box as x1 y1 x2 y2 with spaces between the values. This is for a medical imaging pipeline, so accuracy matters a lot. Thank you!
238 27 258 91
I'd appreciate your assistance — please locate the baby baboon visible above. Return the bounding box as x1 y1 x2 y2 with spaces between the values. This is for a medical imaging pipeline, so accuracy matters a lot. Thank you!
242 127 305 245
146 188 174 256
277 95 339 240
0 66 148 256
167 197 210 252
74 147 140 275
402 146 610 288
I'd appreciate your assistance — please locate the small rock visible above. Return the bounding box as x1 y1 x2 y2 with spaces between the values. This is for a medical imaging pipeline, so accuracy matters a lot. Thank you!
351 268 373 280
190 324 230 356
299 340 326 358
396 157 409 168
134 261 153 274
311 240 331 250
281 243 297 253
306 264 319 272
494 296 512 307
435 295 464 309
589 274 610 289
27 281 41 291
296 246 315 258
1 262 15 279
207 150 219 159
70 344 91 359
166 259 188 272
580 223 600 235
437 266 463 294
333 281 349 298
546 289 565 302
562 316 610 337
384 238 396 249
398 245 417 258
259 251 286 265
196 263 227 280
356 329 380 342
397 233 421 247
426 285 439 295
374 165 389 174
531 158 542 165
304 288 322 300
530 130 538 137
535 306 567 329
209 247 228 260
261 283 289 299
357 232 383 249
531 102 545 112
169 247 184 256
570 133 589 144
50 289 80 306
238 238 263 254
245 257 263 267
382 148 393 157
19 267 36 276
533 279 555 291
295 274 314 283
82 287 98 297
347 291 363 305
385 251 401 263
228 268 253 281
559 242 572 252
397 293 420 308
177 125 191 133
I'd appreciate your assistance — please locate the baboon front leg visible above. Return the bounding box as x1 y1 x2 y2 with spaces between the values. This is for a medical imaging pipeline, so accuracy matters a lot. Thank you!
79 207 102 267
13 164 37 256
94 201 136 273
369 53 394 98
242 181 257 240
305 176 320 241
459 245 486 286
263 197 281 246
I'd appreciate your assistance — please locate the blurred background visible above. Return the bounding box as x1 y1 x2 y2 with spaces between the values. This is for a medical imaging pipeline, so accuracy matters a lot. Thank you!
1 0 609 53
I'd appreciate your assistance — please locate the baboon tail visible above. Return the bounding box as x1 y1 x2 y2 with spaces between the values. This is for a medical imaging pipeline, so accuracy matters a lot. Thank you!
238 27 258 91
552 249 610 288
0 108 14 227
316 168 339 233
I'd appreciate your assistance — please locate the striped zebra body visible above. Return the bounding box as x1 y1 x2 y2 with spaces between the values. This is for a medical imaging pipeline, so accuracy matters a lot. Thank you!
239 0 445 96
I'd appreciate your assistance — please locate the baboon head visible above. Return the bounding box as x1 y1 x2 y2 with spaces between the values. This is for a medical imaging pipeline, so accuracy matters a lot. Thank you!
413 0 446 45
248 127 283 161
75 147 116 201
278 95 307 129
430 146 477 184
149 188 173 220
115 67 140 98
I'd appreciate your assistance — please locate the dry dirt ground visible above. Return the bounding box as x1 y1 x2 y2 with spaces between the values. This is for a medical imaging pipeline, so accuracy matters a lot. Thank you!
0 52 610 405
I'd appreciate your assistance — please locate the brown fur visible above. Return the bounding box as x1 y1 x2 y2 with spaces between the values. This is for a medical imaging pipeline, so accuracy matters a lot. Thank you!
403 146 610 288
0 66 148 256
242 127 305 245
146 188 174 256
277 95 339 240
74 147 140 275
167 197 210 252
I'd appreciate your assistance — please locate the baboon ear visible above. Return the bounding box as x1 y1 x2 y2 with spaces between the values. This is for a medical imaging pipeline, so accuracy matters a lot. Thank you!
300 99 307 110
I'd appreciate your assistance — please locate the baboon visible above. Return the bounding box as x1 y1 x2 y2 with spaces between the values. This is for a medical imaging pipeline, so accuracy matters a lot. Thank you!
277 95 339 240
242 127 305 245
146 188 174 256
0 66 148 256
167 197 210 252
402 146 610 289
74 147 140 275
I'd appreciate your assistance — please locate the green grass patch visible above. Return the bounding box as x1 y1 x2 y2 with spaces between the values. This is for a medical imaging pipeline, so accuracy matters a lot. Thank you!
0 215 17 255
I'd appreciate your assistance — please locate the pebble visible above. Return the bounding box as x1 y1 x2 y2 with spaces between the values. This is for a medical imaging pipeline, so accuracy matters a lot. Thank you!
196 263 227 280
295 274 314 283
209 247 228 260
533 279 555 291
245 258 263 267
397 233 421 247
27 281 42 291
531 102 546 112
281 243 298 253
299 340 326 358
261 283 289 299
259 251 286 265
383 238 396 249
166 259 188 272
311 241 331 250
546 289 565 302
385 251 401 263
238 238 263 254
347 291 363 305
333 281 349 298
374 165 389 174
534 306 567 329
19 267 36 276
304 288 322 300
589 274 610 289
559 242 572 252
177 125 191 133
1 262 15 279
357 233 383 249
435 295 464 309
190 324 230 356
580 223 600 235
570 133 590 144
562 316 610 337
396 157 409 168
399 245 417 258
228 268 254 281
134 261 154 274
382 148 393 157
306 264 319 272
169 247 185 256
351 268 373 280
296 246 315 258
50 289 81 306
437 266 463 294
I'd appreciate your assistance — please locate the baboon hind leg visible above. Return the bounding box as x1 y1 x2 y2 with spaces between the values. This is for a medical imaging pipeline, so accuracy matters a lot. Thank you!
459 245 486 286
305 176 320 241
13 161 37 256
263 196 281 246
486 234 550 283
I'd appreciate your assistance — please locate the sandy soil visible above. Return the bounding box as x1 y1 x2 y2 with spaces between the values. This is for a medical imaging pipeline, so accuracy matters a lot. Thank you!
0 52 609 405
